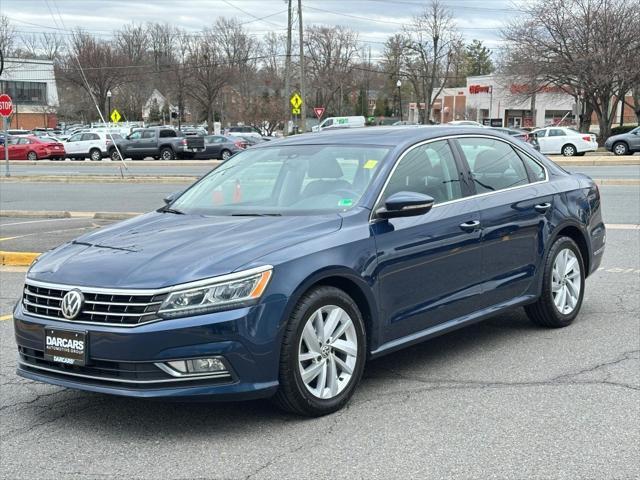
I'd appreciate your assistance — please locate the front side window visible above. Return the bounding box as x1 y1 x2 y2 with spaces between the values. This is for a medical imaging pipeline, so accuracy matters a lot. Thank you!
69 133 82 142
171 145 390 215
128 131 142 140
535 130 546 138
457 137 529 193
379 140 462 205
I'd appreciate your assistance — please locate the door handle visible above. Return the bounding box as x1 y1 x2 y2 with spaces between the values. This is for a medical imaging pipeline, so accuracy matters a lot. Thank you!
459 220 481 232
534 202 551 213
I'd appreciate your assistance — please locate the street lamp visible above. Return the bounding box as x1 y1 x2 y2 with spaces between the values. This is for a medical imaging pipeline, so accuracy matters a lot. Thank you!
107 90 112 124
396 79 403 122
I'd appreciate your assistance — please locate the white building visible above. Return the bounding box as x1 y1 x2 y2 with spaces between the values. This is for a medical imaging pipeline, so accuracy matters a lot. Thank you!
0 58 59 129
142 89 176 121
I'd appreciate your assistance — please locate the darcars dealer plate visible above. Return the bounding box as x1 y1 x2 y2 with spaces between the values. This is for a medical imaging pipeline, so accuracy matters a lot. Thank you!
44 328 87 366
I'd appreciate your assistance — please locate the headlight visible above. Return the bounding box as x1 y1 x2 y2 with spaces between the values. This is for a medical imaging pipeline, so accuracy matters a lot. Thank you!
158 267 272 318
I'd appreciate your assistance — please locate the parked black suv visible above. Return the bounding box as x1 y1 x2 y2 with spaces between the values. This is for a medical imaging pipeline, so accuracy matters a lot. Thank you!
110 127 205 160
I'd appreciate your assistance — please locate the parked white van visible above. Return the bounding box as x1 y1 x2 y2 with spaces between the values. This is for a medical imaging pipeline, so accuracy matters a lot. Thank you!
312 116 366 132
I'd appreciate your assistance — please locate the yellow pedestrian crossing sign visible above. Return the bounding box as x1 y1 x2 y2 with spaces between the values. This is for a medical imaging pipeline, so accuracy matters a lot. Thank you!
290 93 302 111
110 109 121 123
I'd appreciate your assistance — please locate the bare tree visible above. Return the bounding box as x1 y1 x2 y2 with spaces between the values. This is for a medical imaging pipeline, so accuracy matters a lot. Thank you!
18 32 65 60
185 29 228 133
502 0 640 142
0 15 15 57
305 25 359 116
57 30 129 120
403 0 460 124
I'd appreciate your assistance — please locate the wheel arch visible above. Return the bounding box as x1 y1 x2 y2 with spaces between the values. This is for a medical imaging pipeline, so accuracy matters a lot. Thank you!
281 267 378 354
549 222 591 277
561 142 576 154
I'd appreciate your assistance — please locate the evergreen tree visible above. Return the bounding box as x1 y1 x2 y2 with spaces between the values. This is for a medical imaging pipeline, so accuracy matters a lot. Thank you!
464 40 494 76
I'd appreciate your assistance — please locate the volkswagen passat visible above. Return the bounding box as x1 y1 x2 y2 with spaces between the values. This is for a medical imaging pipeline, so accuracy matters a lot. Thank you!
14 127 605 416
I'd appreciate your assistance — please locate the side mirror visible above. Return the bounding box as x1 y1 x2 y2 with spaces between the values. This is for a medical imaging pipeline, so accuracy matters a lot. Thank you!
375 192 434 220
163 191 181 205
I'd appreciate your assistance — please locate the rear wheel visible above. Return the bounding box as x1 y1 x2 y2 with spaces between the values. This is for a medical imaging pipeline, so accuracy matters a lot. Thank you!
525 236 585 328
561 144 577 156
89 148 102 161
27 151 38 161
273 286 366 416
220 149 232 161
160 148 175 160
612 142 628 156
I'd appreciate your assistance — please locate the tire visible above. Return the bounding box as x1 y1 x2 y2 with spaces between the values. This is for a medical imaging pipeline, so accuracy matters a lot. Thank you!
525 236 585 328
561 144 577 156
89 148 102 162
160 147 175 160
110 149 122 162
27 151 38 161
220 149 232 161
612 142 628 156
273 286 367 417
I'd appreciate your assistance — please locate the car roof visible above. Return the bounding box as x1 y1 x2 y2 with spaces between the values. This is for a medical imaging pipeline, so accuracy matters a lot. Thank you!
259 126 506 148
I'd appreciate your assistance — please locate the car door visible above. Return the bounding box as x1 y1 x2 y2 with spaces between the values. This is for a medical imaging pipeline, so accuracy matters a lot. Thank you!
79 133 98 158
534 129 552 154
140 130 158 157
65 133 83 156
125 130 144 157
629 128 640 151
454 136 554 309
7 138 23 159
208 136 224 157
547 128 568 154
372 139 484 344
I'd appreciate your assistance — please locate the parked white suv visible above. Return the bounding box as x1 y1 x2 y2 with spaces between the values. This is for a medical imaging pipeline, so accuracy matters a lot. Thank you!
64 132 123 161
532 127 598 156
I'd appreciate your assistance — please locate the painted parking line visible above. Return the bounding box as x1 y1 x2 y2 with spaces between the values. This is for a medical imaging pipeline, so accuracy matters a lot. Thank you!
605 224 640 230
0 314 12 321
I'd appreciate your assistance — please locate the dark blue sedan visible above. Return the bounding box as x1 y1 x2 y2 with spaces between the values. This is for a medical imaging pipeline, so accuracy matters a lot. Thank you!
14 127 605 416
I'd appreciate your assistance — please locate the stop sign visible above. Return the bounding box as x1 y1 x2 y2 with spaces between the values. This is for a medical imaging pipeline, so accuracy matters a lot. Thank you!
0 94 13 117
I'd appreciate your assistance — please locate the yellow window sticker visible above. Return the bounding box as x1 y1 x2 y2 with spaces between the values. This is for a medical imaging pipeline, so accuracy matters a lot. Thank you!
363 160 378 169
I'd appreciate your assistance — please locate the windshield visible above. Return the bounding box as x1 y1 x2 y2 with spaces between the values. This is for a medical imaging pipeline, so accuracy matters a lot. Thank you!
171 144 390 215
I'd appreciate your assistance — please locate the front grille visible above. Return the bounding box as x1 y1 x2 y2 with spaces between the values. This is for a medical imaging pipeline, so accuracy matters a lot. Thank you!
23 281 167 326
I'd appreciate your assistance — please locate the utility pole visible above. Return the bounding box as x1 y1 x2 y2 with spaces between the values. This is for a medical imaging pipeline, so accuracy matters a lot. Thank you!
283 0 293 136
298 0 306 133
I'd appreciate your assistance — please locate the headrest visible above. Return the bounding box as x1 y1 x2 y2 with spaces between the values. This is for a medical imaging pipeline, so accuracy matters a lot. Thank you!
475 149 509 174
307 157 344 179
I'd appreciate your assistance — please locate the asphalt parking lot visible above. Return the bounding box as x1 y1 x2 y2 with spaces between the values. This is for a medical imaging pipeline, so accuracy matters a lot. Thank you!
1 172 639 479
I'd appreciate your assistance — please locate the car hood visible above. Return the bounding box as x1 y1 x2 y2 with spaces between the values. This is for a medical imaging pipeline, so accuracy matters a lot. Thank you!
28 211 342 289
605 133 631 144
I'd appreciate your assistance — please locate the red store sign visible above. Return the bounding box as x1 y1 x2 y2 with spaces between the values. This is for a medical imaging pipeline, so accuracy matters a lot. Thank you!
469 85 492 94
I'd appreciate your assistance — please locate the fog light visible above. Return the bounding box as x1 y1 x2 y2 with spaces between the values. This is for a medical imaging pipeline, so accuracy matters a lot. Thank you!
166 357 226 374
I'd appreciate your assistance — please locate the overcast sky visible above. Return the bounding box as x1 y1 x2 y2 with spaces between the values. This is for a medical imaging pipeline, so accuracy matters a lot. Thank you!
2 0 524 57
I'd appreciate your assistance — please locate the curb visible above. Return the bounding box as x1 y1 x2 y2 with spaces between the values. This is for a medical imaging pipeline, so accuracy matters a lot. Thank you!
1 251 40 266
593 178 640 186
1 210 142 220
0 175 197 184
551 158 640 166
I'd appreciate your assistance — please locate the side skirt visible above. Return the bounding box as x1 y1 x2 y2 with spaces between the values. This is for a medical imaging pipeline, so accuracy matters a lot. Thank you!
369 294 537 359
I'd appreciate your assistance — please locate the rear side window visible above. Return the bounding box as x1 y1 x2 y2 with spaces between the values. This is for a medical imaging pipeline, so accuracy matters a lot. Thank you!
457 137 529 193
549 129 566 137
159 129 177 138
142 131 156 139
520 154 546 182
381 140 462 205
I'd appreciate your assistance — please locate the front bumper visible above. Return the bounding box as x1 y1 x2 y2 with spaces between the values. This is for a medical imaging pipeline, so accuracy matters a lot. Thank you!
13 298 287 400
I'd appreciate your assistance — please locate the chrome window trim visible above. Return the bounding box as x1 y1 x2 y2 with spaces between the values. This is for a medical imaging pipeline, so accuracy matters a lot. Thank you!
369 134 549 222
24 265 273 297
19 361 231 384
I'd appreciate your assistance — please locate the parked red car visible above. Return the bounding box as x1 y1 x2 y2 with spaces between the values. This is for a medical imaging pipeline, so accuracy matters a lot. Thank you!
6 135 66 160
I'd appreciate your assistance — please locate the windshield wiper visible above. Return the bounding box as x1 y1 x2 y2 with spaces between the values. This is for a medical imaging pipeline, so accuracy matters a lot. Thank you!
230 213 282 217
159 206 185 214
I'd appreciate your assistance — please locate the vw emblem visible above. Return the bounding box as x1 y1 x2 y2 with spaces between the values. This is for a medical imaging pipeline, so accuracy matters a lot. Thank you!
61 289 84 320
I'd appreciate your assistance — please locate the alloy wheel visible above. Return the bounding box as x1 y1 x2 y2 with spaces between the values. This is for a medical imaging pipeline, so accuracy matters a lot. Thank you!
161 149 173 160
613 143 627 155
298 305 358 400
222 150 231 161
551 248 582 315
90 150 101 161
562 145 575 156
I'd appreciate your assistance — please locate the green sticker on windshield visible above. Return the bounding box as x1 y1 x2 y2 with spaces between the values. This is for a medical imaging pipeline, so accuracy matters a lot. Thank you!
338 198 353 207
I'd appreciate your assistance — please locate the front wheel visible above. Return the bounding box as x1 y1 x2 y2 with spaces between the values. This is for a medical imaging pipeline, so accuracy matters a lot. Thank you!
612 142 628 156
110 149 122 162
525 236 585 328
274 286 366 416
